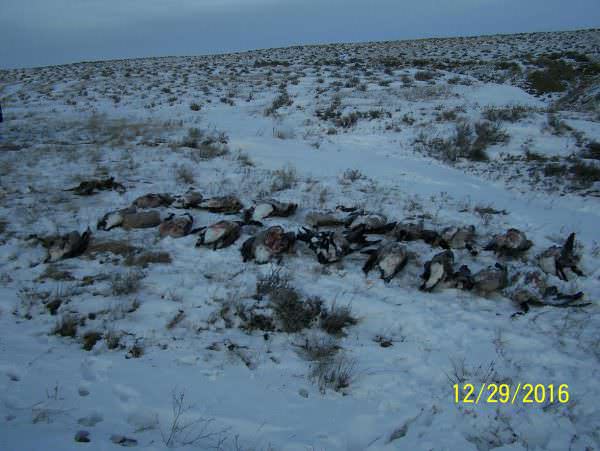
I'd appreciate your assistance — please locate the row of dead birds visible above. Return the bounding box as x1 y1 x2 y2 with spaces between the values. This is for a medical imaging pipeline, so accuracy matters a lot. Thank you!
35 185 588 311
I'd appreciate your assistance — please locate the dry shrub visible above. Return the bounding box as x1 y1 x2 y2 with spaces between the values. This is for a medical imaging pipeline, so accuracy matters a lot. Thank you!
125 252 172 268
111 271 143 296
82 331 102 351
53 314 79 337
319 302 357 335
270 288 323 333
309 354 356 393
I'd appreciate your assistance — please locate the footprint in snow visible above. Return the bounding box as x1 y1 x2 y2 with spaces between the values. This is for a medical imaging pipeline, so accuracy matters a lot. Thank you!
113 384 140 403
77 412 104 427
80 356 112 382
0 364 24 382
111 434 138 447
127 410 159 432
78 385 91 397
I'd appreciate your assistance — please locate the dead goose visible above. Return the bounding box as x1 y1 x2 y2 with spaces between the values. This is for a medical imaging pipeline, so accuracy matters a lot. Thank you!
452 265 475 290
390 222 424 241
172 190 203 209
97 206 136 231
484 228 532 256
538 233 583 281
509 270 548 304
362 242 408 282
195 220 241 249
199 195 243 214
243 200 298 224
392 222 449 248
241 226 296 263
132 193 174 209
297 229 350 264
335 205 360 213
346 212 395 234
305 211 347 228
121 210 161 229
514 291 588 314
510 276 586 313
540 286 585 304
98 207 161 231
420 250 455 291
508 270 581 307
297 227 375 264
159 213 194 238
45 228 92 263
67 177 125 196
472 263 508 295
441 225 477 255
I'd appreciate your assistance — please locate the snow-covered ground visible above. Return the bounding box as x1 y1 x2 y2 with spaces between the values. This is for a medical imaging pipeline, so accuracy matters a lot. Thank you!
0 29 599 450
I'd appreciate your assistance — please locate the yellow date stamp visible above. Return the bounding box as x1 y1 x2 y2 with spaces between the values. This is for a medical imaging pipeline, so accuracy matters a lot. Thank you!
453 383 569 404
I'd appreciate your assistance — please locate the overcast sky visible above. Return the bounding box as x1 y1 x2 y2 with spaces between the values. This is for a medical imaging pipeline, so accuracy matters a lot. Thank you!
1 0 599 69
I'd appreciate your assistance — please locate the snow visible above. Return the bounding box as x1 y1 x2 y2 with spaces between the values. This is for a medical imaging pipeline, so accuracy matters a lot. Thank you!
0 29 599 450
457 84 545 108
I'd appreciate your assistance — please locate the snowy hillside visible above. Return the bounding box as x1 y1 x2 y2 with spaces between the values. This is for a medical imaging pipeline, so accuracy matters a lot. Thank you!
0 29 599 450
